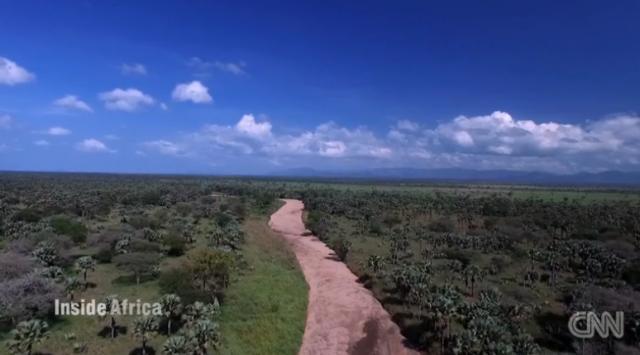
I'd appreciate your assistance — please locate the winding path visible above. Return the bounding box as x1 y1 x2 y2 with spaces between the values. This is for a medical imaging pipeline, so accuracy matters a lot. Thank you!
269 199 420 355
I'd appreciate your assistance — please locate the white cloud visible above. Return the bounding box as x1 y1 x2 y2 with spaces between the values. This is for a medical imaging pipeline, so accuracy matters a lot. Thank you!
235 114 272 139
396 120 419 131
76 138 114 153
99 88 155 111
160 102 168 111
0 114 13 129
34 140 49 146
120 63 147 75
47 126 71 136
0 57 35 85
171 81 212 103
319 141 346 157
140 111 640 173
433 111 638 156
53 95 93 112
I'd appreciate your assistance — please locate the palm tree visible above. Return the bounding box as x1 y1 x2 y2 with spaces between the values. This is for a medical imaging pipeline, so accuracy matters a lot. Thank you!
162 335 193 354
463 265 484 297
189 319 220 355
513 333 541 354
366 255 384 274
430 285 462 354
160 294 183 335
182 300 220 326
64 276 82 300
75 255 96 286
133 316 158 355
102 294 119 338
6 319 49 355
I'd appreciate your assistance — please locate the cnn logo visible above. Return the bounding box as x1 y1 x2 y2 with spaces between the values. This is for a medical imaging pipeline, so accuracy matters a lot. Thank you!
568 311 624 339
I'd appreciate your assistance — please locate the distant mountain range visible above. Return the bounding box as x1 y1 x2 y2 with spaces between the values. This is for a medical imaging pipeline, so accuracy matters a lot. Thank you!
269 168 640 186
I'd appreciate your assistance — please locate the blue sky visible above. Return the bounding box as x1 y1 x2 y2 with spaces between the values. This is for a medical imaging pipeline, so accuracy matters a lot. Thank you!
1 0 639 174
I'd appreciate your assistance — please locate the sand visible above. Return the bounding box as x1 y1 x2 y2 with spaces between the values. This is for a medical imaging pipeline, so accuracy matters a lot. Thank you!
269 199 421 355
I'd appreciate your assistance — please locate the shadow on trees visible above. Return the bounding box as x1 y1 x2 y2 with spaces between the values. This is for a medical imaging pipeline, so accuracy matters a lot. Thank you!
112 274 157 285
534 311 574 352
97 325 128 338
391 312 432 349
156 318 184 336
356 274 373 289
129 346 156 355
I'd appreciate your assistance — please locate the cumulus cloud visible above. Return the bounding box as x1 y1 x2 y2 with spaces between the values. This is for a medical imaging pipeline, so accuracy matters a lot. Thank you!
53 95 93 112
235 114 272 139
0 114 13 129
34 140 49 146
434 111 639 158
140 111 640 173
99 88 155 111
0 57 35 85
172 81 212 103
76 138 114 153
396 120 419 131
120 63 147 75
47 126 71 136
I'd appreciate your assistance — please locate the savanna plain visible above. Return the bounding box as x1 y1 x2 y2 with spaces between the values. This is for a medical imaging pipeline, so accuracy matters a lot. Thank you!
1 173 639 355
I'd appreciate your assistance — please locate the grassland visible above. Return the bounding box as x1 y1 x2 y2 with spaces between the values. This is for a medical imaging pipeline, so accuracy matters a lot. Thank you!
219 215 308 355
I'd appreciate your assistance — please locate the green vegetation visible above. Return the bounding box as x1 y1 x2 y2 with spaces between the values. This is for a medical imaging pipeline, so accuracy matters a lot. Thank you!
219 217 307 355
2 172 639 354
0 173 308 355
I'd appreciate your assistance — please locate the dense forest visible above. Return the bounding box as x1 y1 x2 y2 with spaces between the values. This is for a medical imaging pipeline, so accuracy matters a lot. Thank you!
1 173 639 354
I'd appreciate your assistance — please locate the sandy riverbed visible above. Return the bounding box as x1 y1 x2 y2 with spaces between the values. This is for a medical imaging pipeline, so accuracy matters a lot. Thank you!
269 199 420 355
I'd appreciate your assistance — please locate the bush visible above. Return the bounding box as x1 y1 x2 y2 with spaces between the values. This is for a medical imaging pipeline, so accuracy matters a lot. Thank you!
214 212 233 228
429 217 455 233
0 275 63 327
622 259 640 290
331 238 352 261
50 216 88 244
11 208 42 223
113 252 161 285
159 268 208 304
163 234 186 257
0 252 36 282
129 238 163 253
128 215 160 230
443 249 472 266
94 243 114 263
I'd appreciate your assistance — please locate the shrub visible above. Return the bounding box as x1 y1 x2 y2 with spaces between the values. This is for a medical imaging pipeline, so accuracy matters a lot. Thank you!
50 216 88 244
0 275 63 327
186 249 235 296
0 252 36 282
159 268 208 304
163 234 186 257
113 252 161 285
331 238 352 261
127 215 160 230
214 212 233 228
11 208 42 223
429 217 455 233
129 238 163 253
94 243 114 263
622 259 640 290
